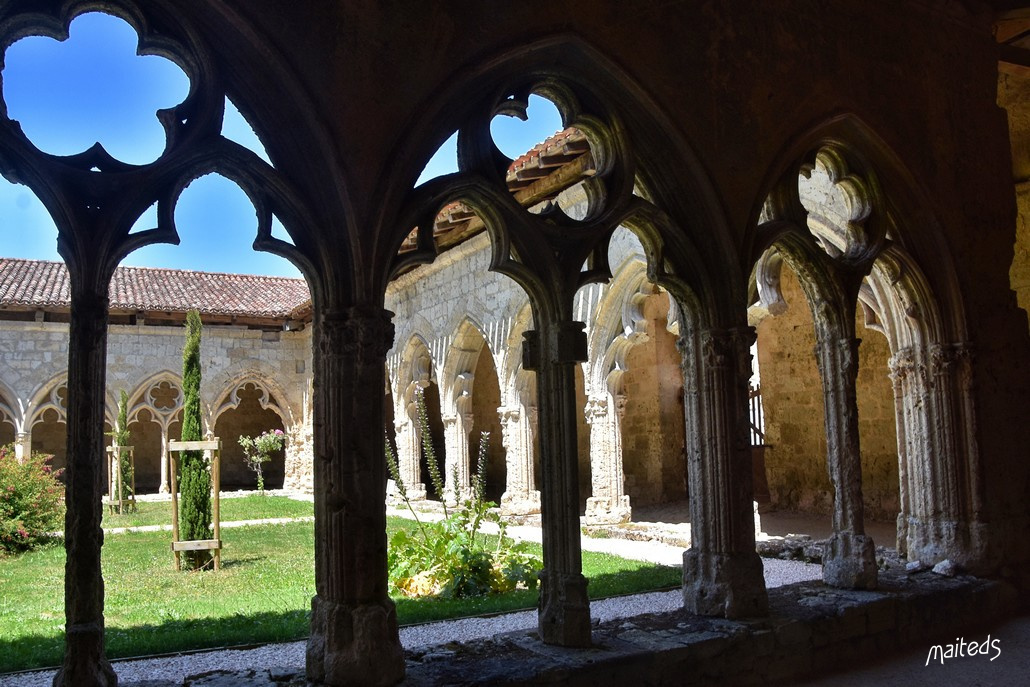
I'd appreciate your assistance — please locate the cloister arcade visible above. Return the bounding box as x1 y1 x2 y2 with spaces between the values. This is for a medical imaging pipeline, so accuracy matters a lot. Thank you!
0 2 1027 686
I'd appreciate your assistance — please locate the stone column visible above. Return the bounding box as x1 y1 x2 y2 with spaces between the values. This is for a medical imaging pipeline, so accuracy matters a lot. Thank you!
14 430 30 462
159 423 170 494
584 393 631 524
54 287 117 687
679 326 768 619
442 412 472 503
887 350 911 556
815 334 877 589
526 323 592 647
307 307 404 686
891 344 984 571
498 405 541 515
394 402 426 500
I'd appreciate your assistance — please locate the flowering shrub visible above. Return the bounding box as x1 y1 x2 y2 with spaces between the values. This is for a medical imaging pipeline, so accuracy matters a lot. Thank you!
238 429 285 493
0 444 65 554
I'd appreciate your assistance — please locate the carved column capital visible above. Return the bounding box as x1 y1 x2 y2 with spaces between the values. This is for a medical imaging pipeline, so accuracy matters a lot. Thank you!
317 307 394 362
887 346 917 383
584 395 608 424
701 326 756 384
497 406 521 425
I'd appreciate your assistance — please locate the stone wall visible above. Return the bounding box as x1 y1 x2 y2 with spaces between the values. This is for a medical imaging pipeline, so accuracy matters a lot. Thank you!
756 267 832 514
0 318 313 491
855 318 899 521
620 293 686 507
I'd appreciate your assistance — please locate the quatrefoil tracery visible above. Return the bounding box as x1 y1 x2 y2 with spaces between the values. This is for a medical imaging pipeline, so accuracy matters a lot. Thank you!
402 81 642 313
0 4 309 278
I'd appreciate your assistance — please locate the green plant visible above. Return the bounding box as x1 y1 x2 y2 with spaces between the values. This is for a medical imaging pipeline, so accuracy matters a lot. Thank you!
238 429 285 493
179 309 212 570
386 426 541 599
416 385 446 506
0 444 64 554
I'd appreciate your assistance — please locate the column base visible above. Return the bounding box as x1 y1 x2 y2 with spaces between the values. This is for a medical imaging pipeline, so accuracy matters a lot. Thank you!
682 548 768 619
306 595 405 686
53 622 117 687
500 489 541 516
903 516 990 574
583 495 632 525
538 570 592 647
823 531 878 590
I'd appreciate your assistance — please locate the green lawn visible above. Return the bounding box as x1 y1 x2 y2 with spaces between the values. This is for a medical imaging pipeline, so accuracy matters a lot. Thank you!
0 517 680 674
100 494 313 529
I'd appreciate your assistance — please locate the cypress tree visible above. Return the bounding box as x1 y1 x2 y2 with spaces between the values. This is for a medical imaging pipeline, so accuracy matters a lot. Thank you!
179 309 211 569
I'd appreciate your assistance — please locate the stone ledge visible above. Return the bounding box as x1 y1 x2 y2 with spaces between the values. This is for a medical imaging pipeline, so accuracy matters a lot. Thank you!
137 569 1018 685
400 569 1017 686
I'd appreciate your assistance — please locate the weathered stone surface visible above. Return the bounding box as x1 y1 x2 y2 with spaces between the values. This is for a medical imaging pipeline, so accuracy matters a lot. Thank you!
823 532 878 590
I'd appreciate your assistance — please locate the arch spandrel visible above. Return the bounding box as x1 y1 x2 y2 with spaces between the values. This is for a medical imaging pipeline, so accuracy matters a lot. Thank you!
25 372 68 426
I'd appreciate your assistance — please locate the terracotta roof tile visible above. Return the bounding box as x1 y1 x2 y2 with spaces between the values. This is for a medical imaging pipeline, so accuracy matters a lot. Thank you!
0 258 310 319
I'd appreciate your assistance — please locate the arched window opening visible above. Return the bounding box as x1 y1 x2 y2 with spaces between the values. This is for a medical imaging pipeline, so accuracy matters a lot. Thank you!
2 11 189 165
213 382 287 491
126 408 165 494
470 343 505 504
752 261 833 529
31 407 67 476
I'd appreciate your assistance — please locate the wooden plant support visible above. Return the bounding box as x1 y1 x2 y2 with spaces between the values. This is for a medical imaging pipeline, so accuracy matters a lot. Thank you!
167 438 222 571
104 445 136 515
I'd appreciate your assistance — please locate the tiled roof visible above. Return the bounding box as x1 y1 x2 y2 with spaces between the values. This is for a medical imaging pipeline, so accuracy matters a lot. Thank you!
0 258 311 318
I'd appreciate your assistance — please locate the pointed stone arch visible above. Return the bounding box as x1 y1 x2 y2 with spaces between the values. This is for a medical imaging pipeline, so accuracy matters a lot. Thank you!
211 371 296 428
751 112 983 584
377 32 767 624
389 334 437 500
437 317 491 499
211 379 289 490
123 370 184 493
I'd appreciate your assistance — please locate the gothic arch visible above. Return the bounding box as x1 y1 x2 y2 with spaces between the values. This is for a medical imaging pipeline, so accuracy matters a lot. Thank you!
211 364 298 429
380 34 737 324
751 113 984 576
749 112 967 340
211 379 288 490
438 316 491 418
211 377 292 428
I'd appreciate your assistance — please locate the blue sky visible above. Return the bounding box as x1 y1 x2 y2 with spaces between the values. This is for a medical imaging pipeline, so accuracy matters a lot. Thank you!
0 12 562 279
